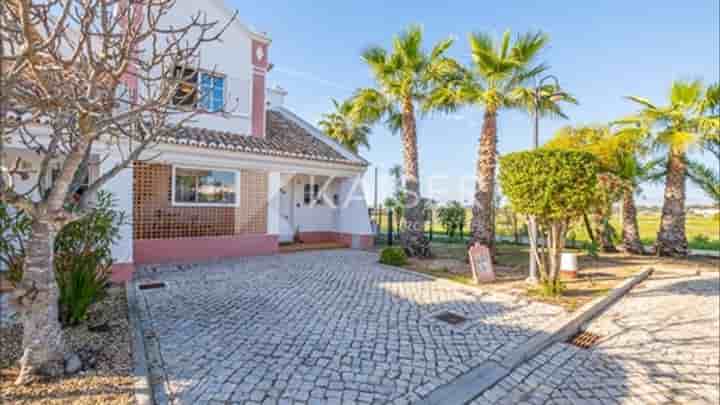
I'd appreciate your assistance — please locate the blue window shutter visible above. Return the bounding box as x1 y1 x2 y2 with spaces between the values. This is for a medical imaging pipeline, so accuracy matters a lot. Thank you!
199 73 213 110
213 77 225 112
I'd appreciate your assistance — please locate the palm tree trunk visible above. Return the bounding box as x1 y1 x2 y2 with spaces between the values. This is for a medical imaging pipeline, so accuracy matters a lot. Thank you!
470 109 497 257
621 189 644 254
399 99 430 257
13 219 66 384
595 212 617 253
656 151 688 256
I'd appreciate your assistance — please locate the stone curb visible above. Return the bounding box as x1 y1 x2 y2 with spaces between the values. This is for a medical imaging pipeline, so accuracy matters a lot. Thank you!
416 267 654 405
126 282 154 405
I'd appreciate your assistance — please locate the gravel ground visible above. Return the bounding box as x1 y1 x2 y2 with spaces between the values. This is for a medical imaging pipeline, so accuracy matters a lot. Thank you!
0 286 135 404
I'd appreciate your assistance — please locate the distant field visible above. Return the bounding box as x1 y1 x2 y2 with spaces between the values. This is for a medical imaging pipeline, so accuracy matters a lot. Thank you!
375 210 720 251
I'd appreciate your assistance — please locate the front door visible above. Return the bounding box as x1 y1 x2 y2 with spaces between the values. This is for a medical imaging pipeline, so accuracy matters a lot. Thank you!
279 178 294 243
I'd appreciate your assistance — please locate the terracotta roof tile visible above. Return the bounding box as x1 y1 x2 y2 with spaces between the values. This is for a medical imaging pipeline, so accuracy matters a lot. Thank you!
159 109 365 166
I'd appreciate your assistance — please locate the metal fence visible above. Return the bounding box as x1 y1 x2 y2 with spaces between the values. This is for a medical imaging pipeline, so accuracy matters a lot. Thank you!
369 208 469 247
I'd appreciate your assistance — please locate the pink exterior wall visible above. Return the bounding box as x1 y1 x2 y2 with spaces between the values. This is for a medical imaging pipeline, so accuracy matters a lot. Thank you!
110 262 136 284
251 39 269 137
134 234 279 265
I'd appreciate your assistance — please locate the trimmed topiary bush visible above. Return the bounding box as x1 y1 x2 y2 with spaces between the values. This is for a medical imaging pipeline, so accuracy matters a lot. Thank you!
379 247 408 266
500 149 599 296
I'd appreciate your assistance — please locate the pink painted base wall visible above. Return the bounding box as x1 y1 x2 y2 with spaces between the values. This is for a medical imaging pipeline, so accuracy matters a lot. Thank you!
300 232 374 249
298 232 340 244
134 234 279 265
110 262 136 284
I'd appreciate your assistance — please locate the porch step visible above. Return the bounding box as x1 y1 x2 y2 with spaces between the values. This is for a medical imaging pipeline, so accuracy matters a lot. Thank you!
278 242 348 253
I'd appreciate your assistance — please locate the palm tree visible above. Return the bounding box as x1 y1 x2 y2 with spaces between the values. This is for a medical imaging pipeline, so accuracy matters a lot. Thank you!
318 99 371 154
433 30 574 257
350 25 462 257
614 154 665 254
624 80 719 256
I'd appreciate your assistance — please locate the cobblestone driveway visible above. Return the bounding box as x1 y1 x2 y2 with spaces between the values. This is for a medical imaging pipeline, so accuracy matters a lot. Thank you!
471 270 720 405
135 250 564 405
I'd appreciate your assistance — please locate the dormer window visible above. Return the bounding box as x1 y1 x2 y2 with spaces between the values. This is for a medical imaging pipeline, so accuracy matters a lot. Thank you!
172 66 224 112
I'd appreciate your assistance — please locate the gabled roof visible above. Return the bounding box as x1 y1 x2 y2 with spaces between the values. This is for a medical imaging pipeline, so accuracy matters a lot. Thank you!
158 108 368 167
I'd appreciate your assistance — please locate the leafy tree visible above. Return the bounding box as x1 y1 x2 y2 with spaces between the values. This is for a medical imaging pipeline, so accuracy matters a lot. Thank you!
546 125 645 253
499 150 598 295
318 99 371 153
429 30 574 259
437 201 466 238
0 0 232 383
622 80 719 256
350 25 462 257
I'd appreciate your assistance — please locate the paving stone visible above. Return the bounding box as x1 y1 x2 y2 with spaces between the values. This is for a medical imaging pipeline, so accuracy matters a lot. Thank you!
468 271 720 405
136 250 565 404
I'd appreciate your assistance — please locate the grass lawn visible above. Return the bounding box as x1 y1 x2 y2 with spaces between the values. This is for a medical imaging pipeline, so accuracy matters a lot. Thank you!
375 211 720 250
379 241 719 312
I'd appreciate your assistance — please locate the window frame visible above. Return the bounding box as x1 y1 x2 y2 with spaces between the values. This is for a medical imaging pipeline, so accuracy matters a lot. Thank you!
171 165 240 208
172 66 226 113
303 183 323 206
198 71 226 113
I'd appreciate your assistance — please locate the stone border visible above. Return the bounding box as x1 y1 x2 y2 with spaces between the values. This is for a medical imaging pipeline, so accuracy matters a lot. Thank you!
413 267 654 405
126 282 154 405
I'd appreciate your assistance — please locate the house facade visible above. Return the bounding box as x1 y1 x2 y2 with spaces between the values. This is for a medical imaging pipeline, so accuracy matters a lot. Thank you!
2 0 374 281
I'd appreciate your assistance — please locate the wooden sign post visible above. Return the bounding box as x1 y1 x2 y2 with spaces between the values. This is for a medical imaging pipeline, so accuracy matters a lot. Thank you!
469 243 495 284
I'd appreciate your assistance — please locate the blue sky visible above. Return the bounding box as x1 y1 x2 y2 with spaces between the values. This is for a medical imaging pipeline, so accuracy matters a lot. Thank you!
231 0 719 206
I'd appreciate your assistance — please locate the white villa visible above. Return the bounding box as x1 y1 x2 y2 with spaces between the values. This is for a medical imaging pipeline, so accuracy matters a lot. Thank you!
3 0 374 282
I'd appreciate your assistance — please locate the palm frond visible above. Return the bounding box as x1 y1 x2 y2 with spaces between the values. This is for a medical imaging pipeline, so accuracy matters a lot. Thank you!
510 31 549 64
700 82 720 113
656 130 698 153
625 96 659 110
349 88 389 125
670 79 703 108
430 37 454 60
688 159 720 203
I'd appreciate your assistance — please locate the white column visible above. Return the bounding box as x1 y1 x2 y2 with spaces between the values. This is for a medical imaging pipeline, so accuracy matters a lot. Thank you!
266 171 281 235
337 175 373 237
101 158 134 264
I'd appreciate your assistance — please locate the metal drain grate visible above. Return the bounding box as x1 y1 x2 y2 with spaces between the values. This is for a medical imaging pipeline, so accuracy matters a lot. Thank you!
138 282 166 290
434 311 468 325
568 331 601 349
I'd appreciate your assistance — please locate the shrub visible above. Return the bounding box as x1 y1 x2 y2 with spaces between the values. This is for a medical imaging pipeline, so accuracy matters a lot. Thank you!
500 149 598 296
0 191 124 326
55 191 124 325
379 247 408 266
437 201 466 238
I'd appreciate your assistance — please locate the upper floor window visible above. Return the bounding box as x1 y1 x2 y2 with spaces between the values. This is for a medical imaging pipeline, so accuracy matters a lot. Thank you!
172 66 225 112
173 66 198 107
199 73 225 112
